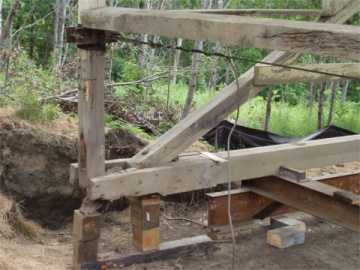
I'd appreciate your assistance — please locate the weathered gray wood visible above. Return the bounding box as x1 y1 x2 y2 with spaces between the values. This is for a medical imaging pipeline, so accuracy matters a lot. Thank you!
81 7 360 60
78 49 106 188
128 6 359 168
325 0 360 24
174 9 322 17
245 176 360 232
267 217 306 249
89 135 360 200
322 0 350 16
254 63 360 86
74 1 106 270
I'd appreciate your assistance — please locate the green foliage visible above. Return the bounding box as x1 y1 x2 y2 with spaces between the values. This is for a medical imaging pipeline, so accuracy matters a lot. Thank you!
1 53 61 123
233 97 360 137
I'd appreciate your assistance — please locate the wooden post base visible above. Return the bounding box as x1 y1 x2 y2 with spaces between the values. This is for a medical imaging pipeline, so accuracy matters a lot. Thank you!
130 195 161 252
73 210 101 270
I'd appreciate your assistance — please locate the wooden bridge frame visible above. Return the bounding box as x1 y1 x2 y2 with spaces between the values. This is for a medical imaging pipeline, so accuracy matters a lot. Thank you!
71 0 360 269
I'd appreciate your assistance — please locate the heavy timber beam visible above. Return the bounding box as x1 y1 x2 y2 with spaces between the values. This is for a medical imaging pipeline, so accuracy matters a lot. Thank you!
81 8 360 60
207 172 360 227
89 135 360 200
172 9 322 17
244 176 360 232
253 63 360 86
127 3 359 169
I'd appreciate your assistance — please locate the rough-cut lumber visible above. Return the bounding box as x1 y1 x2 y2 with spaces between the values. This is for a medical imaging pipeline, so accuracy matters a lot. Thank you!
130 195 161 252
175 9 322 17
207 172 360 227
81 7 360 60
322 0 351 16
74 1 106 269
89 135 360 200
254 63 360 86
128 6 359 168
325 0 360 24
78 49 106 188
244 176 360 232
82 235 215 269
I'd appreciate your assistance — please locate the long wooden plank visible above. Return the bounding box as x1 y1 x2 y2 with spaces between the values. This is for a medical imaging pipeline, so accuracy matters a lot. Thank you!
81 7 360 60
253 63 360 86
89 135 360 200
244 176 360 232
207 172 360 227
128 4 359 168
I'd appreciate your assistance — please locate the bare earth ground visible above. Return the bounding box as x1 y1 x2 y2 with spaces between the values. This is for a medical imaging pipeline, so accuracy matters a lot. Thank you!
0 164 359 270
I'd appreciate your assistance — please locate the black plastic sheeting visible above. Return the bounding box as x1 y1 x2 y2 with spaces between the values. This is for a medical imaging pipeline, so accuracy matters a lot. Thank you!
203 120 356 150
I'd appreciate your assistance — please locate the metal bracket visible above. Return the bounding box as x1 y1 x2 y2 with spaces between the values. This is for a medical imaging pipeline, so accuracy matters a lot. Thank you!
66 27 118 51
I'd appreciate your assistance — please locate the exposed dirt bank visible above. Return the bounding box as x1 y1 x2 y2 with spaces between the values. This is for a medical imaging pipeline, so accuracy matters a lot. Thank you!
0 110 146 228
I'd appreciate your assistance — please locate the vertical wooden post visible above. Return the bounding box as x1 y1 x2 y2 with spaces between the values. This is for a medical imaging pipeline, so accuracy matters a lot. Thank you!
130 195 161 252
73 1 106 269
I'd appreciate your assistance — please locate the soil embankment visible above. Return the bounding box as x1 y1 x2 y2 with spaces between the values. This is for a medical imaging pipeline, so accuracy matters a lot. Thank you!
0 110 146 228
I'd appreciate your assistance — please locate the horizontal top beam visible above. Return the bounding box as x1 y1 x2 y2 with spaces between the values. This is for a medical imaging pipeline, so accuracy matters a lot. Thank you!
81 7 360 60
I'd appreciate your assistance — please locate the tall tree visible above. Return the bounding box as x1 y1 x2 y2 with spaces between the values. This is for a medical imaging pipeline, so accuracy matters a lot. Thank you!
317 82 326 129
327 81 338 126
208 0 224 91
182 40 203 118
171 38 183 85
54 0 68 71
0 0 3 39
264 89 273 131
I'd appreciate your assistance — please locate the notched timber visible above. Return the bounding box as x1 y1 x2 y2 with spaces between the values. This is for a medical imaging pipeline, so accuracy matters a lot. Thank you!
80 7 360 60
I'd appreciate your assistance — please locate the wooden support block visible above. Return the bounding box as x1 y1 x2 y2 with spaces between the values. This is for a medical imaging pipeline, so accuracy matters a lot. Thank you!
267 226 305 249
73 210 101 270
73 210 101 241
267 217 306 249
130 195 161 252
85 235 215 269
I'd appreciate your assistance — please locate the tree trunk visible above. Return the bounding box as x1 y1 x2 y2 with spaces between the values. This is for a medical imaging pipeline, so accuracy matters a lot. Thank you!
0 0 20 43
54 0 68 71
327 81 338 126
264 89 273 131
307 82 315 107
182 40 204 119
208 0 224 91
0 0 3 39
341 80 350 103
317 82 326 130
171 38 183 85
138 0 151 72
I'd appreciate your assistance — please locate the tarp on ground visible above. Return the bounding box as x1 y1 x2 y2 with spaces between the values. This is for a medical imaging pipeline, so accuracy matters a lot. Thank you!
203 120 356 150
